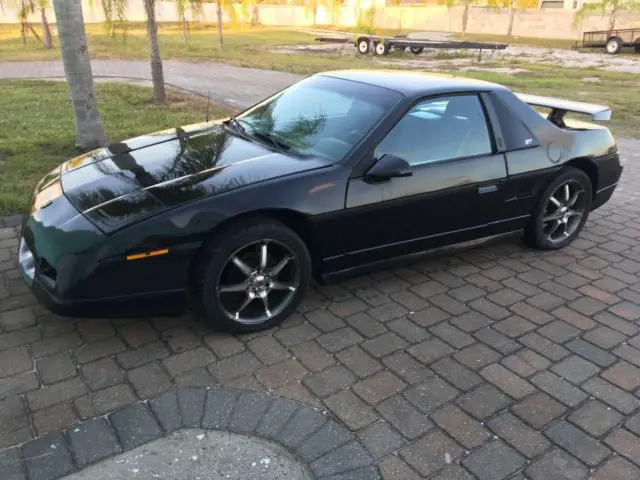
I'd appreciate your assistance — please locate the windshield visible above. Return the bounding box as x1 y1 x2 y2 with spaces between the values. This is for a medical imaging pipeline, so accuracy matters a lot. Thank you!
236 75 402 163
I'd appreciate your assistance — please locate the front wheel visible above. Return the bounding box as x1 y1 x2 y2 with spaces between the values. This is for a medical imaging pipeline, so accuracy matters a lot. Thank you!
192 219 311 333
606 37 622 54
524 167 593 250
375 42 390 56
357 39 370 54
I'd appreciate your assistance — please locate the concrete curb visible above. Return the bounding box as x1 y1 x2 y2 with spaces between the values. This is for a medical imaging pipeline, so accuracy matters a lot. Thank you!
2 387 381 480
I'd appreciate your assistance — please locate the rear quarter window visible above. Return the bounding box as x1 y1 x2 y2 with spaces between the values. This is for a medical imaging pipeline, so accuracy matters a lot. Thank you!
491 95 539 151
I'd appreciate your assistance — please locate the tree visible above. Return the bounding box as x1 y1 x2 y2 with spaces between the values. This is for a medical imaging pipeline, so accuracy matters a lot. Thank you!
101 0 167 103
575 0 640 31
143 0 166 103
52 0 108 150
486 0 537 37
7 0 53 47
437 0 474 34
37 0 53 48
461 0 471 33
175 0 204 43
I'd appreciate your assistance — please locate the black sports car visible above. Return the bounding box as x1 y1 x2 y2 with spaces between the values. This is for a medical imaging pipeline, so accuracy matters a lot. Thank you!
19 70 622 332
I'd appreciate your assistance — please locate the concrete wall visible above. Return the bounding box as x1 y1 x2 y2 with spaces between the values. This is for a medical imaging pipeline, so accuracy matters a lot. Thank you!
2 2 640 41
370 7 640 39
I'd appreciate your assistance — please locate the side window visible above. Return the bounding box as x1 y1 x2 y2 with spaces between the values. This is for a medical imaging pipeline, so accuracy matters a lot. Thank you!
374 95 493 167
491 94 539 150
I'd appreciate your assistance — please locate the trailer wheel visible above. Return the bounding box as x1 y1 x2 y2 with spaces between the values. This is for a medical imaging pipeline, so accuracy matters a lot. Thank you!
634 37 640 53
357 38 370 55
410 47 424 55
375 42 390 56
606 37 623 54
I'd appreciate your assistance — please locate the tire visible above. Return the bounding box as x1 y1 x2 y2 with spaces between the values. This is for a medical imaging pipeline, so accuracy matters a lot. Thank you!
191 218 311 333
634 38 640 53
410 47 424 55
375 42 389 56
357 39 370 54
606 37 623 54
524 167 593 250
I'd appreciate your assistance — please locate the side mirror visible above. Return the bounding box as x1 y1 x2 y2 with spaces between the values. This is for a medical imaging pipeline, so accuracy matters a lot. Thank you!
365 154 413 181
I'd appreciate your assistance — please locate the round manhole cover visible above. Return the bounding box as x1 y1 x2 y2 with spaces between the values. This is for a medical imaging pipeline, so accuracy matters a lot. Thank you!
63 429 315 480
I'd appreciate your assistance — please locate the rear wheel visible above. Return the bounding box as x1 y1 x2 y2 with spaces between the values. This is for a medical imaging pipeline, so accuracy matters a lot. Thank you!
192 219 311 333
410 47 424 55
524 167 592 250
357 39 370 54
375 42 390 56
606 36 623 54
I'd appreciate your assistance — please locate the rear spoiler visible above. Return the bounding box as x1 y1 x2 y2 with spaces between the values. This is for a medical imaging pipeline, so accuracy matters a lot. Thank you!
515 93 611 122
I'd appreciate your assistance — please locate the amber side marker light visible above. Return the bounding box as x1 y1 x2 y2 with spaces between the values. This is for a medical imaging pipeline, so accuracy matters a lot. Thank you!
126 249 169 261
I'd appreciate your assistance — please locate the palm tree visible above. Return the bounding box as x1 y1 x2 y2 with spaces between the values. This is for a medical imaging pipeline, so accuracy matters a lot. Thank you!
575 0 640 31
101 0 166 103
36 0 53 48
175 0 204 43
144 0 166 103
486 0 537 37
52 0 108 150
461 0 472 34
438 0 474 34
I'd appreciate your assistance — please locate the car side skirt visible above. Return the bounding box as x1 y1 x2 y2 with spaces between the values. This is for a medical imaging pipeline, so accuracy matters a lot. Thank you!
320 214 530 282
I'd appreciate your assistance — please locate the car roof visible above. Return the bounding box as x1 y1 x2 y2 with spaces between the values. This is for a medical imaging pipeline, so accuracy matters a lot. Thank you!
318 69 508 97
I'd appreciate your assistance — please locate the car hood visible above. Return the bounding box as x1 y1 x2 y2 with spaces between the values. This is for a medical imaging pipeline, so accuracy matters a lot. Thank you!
53 122 332 233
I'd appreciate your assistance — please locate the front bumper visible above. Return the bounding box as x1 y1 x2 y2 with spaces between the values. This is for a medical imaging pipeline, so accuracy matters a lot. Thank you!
25 268 186 318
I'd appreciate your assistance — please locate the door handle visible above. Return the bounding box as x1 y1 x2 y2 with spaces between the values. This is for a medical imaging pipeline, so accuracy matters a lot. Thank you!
478 184 499 194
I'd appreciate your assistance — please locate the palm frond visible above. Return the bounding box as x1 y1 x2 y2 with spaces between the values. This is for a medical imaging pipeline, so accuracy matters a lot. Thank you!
100 0 129 38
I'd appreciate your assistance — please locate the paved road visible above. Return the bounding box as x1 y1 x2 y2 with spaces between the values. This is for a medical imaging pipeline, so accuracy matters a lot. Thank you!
0 60 302 108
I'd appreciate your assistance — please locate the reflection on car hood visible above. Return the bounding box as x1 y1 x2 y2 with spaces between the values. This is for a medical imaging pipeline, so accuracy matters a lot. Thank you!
59 122 331 233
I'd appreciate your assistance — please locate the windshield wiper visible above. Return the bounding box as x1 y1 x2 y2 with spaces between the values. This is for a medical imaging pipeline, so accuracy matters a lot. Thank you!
223 116 247 135
250 130 293 152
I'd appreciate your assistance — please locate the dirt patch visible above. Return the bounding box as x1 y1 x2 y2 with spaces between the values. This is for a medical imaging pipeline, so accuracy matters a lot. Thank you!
273 29 640 75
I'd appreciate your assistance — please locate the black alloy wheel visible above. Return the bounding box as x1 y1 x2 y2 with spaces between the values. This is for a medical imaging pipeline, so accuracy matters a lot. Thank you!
192 219 311 333
525 167 592 250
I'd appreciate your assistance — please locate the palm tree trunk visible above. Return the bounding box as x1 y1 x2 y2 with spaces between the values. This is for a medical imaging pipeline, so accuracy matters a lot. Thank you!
462 1 470 34
609 8 617 30
41 7 53 49
507 7 516 37
20 0 27 44
51 0 108 150
144 0 166 104
216 0 224 49
27 22 42 42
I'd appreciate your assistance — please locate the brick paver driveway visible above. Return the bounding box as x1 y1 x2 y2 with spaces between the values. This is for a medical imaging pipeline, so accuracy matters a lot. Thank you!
2 138 640 479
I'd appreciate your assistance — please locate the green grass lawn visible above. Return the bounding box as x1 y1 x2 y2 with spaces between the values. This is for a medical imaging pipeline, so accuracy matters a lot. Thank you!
0 22 378 74
0 80 233 215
